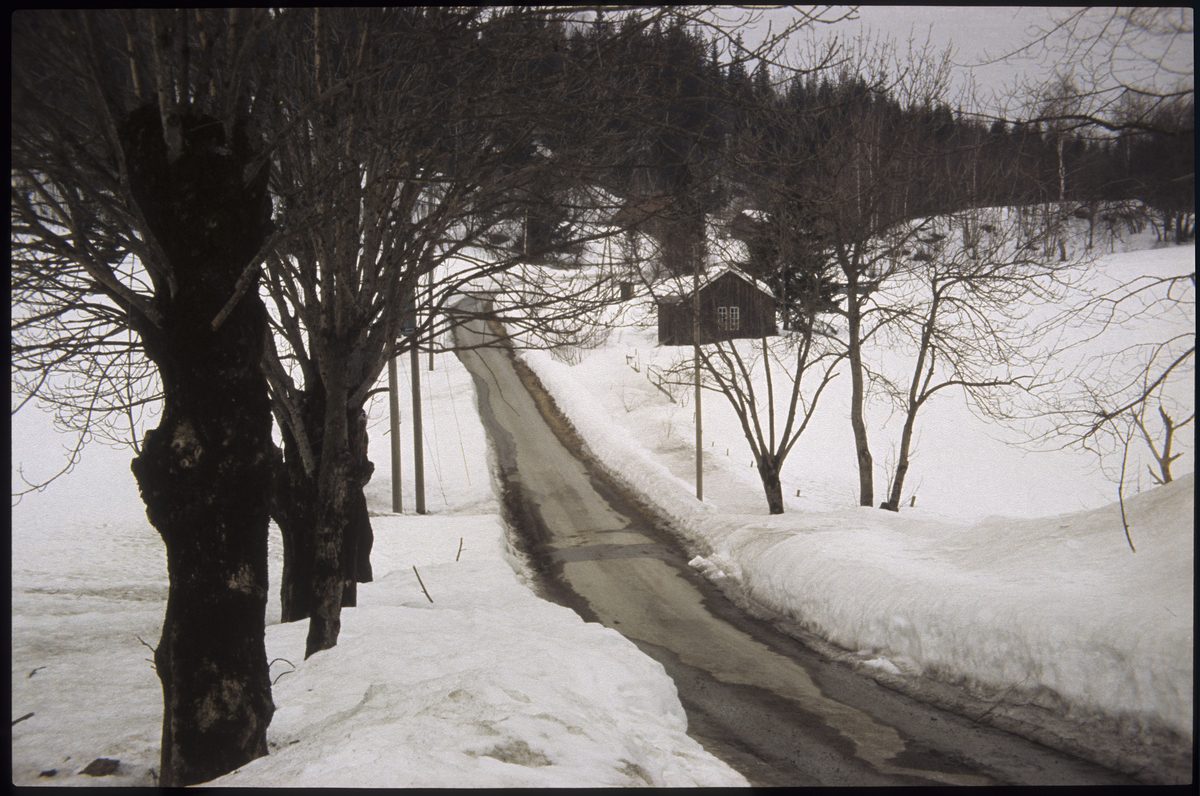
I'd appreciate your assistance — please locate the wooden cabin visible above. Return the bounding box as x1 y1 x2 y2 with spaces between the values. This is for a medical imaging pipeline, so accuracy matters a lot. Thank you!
657 266 778 346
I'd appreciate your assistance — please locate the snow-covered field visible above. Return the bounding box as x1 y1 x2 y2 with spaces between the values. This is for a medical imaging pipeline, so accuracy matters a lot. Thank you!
516 235 1194 761
10 225 1193 785
10 349 746 787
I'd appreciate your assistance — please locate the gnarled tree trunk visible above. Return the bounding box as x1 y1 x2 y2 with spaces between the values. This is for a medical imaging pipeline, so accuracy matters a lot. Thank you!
304 364 351 658
271 386 374 625
122 105 275 787
272 432 319 623
300 362 376 659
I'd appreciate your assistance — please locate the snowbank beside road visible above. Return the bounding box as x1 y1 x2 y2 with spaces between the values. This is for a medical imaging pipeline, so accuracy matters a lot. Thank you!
11 348 747 788
695 479 1194 738
520 336 1193 744
213 514 743 788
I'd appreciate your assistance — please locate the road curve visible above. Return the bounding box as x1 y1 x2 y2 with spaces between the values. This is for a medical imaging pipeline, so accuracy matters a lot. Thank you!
454 312 1132 787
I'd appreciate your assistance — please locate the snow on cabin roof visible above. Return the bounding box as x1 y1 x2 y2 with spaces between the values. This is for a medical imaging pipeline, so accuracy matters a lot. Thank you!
653 263 775 303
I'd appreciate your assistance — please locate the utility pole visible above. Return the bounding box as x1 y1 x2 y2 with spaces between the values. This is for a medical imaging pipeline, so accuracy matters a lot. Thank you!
427 268 436 372
693 238 703 502
411 333 425 515
392 291 421 514
388 357 403 514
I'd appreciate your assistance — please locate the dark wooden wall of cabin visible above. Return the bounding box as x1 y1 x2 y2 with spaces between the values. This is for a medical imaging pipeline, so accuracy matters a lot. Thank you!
657 272 777 346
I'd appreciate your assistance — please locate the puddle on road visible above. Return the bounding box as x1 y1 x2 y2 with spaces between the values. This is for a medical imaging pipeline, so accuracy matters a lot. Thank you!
549 529 656 549
562 554 991 787
548 542 673 564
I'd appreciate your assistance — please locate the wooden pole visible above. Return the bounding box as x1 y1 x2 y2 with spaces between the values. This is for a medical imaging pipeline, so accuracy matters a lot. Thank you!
693 243 703 502
388 356 403 514
427 269 435 372
411 339 425 514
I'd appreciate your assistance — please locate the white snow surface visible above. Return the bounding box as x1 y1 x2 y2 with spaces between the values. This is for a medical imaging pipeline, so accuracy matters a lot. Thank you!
10 223 1193 786
516 236 1194 742
11 349 746 787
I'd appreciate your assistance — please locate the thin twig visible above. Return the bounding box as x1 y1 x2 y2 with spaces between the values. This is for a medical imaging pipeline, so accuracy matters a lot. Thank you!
413 565 433 603
977 676 1031 721
136 634 158 670
1117 428 1136 553
269 657 296 685
456 537 464 562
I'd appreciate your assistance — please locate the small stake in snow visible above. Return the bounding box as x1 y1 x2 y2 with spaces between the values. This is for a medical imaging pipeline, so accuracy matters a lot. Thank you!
413 565 433 603
456 537 464 562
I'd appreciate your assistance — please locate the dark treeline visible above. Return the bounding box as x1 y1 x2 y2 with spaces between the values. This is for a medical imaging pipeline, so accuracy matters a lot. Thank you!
532 15 1195 245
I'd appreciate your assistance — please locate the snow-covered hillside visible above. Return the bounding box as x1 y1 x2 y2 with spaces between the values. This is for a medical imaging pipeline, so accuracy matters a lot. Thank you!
514 234 1194 779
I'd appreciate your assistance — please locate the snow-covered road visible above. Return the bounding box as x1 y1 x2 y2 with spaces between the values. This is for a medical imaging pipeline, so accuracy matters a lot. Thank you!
456 310 1135 786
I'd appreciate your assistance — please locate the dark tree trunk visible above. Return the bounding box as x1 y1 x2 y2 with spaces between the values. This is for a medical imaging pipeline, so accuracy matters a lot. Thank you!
272 440 319 623
304 420 350 657
1174 212 1191 244
305 471 350 658
758 459 785 515
271 388 374 624
883 408 920 513
302 365 376 659
342 407 376 607
271 384 325 624
305 369 352 658
844 271 874 507
122 105 274 787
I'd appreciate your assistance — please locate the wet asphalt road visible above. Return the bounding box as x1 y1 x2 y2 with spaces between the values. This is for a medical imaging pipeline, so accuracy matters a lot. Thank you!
454 311 1134 787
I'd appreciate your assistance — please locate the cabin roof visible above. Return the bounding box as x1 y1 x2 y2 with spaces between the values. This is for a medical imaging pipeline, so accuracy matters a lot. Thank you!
654 263 775 303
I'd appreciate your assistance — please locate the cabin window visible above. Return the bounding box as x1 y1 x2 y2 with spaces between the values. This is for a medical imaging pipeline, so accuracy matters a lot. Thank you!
729 306 740 330
718 306 740 330
717 307 727 329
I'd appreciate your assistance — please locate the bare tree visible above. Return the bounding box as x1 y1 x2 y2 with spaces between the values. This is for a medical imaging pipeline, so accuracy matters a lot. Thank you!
11 9 331 785
259 8 692 657
1134 402 1194 486
747 36 970 507
659 310 844 514
1019 278 1195 489
986 8 1193 136
991 8 1195 517
873 209 1079 511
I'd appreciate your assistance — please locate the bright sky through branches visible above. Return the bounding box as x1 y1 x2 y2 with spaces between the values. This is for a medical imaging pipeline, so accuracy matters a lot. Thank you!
729 6 1194 117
